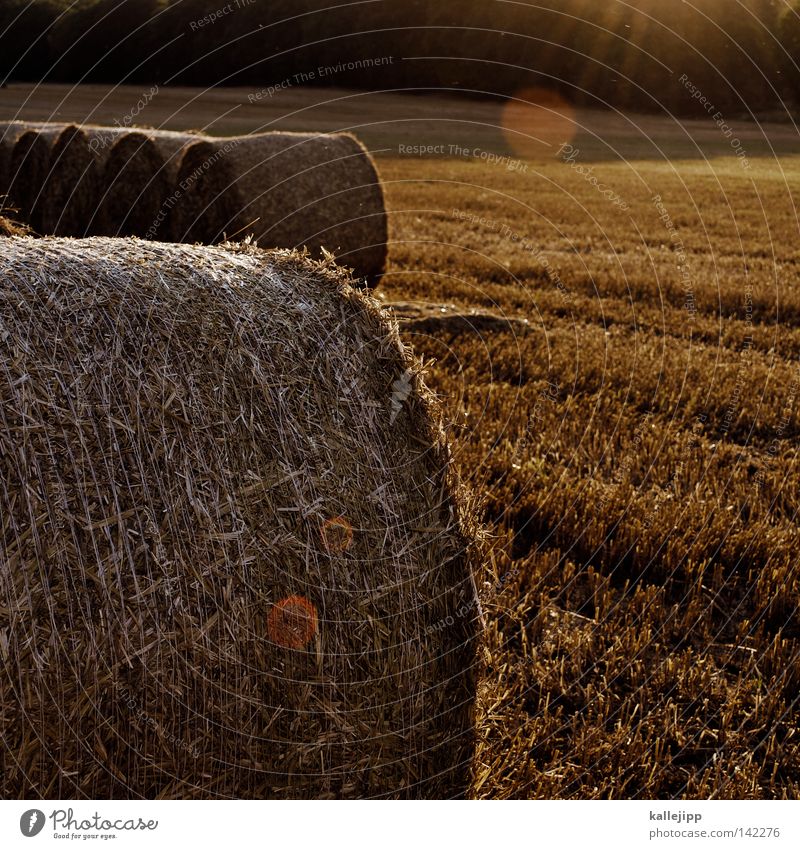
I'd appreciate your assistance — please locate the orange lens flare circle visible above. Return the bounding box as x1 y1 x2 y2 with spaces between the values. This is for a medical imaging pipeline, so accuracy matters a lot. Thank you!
321 515 353 553
501 86 577 160
268 595 318 649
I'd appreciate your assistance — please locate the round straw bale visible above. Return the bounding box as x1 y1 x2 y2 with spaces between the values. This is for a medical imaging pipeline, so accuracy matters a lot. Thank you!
170 132 388 286
7 125 65 231
38 125 95 236
0 122 47 212
40 125 129 236
0 237 478 799
130 127 202 183
94 129 198 237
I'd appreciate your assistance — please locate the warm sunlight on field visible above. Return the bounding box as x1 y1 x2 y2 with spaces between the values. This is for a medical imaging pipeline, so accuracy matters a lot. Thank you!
2 77 798 800
376 145 800 798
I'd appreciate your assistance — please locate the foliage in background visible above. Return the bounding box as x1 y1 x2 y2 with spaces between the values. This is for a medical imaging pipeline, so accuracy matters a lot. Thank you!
1 0 799 115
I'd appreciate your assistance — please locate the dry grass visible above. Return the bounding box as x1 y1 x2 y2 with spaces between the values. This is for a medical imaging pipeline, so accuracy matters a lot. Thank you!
0 236 477 799
0 214 29 236
377 151 800 799
170 132 387 284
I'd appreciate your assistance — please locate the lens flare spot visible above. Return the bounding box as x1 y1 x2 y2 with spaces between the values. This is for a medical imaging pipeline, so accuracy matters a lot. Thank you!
321 515 353 553
268 595 318 649
501 86 577 160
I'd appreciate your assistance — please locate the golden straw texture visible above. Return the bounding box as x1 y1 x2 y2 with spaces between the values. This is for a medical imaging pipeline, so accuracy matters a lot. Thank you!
0 236 478 799
95 129 197 237
0 214 29 235
170 132 388 285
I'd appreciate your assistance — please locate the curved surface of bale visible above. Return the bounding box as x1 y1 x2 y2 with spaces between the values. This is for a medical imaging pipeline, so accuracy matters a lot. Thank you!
0 237 478 799
170 132 388 285
40 125 129 236
95 129 198 237
0 121 49 210
38 125 94 235
8 125 65 231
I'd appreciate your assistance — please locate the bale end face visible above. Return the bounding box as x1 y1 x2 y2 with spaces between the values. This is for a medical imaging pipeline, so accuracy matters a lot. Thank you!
0 237 479 799
95 132 171 237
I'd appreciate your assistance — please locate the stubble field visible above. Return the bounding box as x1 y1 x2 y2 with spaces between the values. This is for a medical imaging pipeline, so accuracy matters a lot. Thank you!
3 83 799 798
375 138 800 799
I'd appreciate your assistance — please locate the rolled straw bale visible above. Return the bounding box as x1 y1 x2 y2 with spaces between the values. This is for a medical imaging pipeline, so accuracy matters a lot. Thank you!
170 132 388 285
0 237 479 799
0 121 50 211
95 129 199 237
79 124 132 157
40 124 129 236
8 125 66 231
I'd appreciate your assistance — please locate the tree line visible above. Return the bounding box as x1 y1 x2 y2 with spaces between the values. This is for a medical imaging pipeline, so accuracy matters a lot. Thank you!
2 0 799 116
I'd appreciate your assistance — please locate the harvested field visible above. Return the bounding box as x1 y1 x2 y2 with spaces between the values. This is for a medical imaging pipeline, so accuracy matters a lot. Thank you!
0 236 478 799
1 82 798 800
377 151 800 799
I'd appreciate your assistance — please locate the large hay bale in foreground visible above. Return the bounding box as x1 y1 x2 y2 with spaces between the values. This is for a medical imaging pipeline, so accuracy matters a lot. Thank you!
8 125 65 231
0 237 478 799
95 129 198 237
170 132 388 285
40 125 129 236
